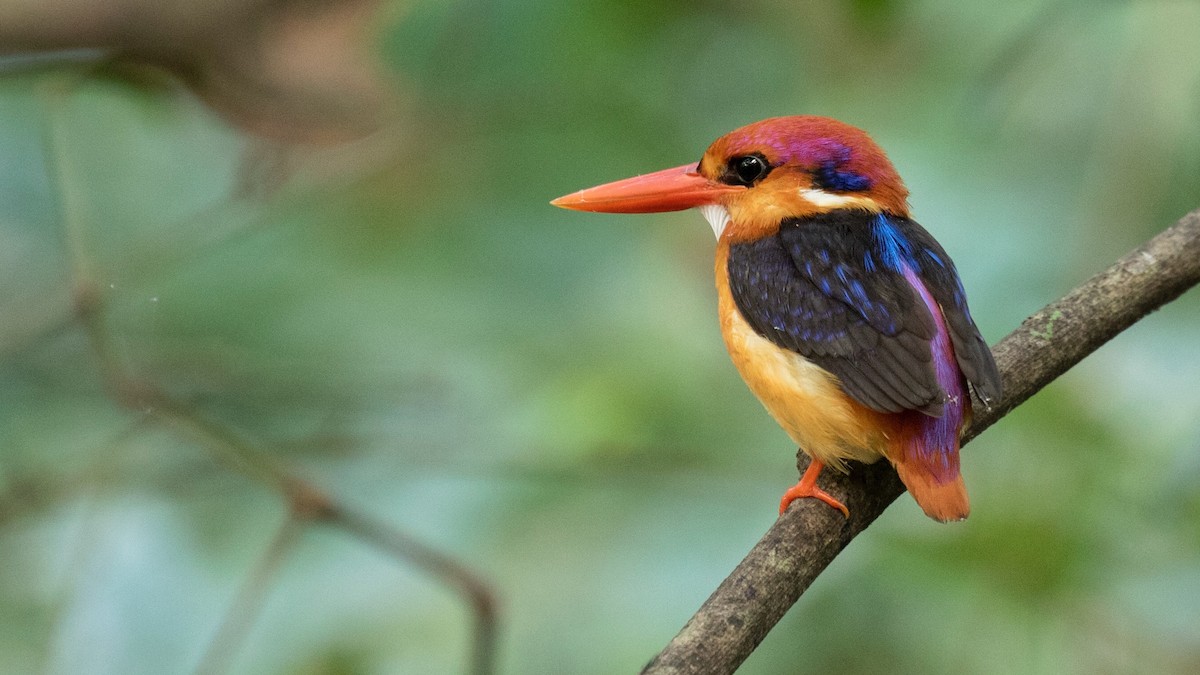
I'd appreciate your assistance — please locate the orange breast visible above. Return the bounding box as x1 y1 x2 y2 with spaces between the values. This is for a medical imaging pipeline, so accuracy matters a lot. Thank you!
714 240 890 472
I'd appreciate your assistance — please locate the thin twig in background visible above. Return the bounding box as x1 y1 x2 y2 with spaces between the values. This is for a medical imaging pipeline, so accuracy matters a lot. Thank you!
643 209 1200 674
327 505 500 675
192 516 306 675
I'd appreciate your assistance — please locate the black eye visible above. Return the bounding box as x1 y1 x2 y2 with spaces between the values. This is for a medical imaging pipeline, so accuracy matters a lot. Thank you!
724 154 770 186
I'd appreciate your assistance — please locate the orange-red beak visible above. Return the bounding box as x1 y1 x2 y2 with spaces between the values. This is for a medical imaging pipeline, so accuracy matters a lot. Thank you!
551 163 744 213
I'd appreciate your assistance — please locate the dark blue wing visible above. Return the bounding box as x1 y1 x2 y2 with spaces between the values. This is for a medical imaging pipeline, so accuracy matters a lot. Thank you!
895 218 1002 407
726 211 1000 415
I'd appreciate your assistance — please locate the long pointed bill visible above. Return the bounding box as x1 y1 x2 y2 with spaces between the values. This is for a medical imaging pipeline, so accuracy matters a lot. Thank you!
551 164 743 213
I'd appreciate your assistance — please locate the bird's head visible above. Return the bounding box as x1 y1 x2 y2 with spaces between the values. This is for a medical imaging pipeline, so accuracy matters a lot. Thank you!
552 116 910 241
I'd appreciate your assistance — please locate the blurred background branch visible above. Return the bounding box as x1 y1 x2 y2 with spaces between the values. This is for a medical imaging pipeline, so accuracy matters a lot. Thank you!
41 63 498 673
0 0 396 142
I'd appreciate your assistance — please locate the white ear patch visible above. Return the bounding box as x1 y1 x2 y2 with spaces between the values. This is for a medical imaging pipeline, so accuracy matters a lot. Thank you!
798 189 879 211
699 203 731 239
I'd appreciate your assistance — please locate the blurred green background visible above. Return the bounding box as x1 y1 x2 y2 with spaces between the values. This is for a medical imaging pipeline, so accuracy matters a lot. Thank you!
3 1 1200 673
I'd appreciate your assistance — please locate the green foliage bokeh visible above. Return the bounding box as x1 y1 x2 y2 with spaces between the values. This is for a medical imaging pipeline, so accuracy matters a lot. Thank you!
2 1 1200 673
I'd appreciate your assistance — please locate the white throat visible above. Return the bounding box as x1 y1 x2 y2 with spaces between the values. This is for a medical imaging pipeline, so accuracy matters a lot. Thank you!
698 204 731 239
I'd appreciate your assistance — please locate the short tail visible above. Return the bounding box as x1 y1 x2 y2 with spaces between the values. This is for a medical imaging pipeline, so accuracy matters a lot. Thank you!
893 461 970 522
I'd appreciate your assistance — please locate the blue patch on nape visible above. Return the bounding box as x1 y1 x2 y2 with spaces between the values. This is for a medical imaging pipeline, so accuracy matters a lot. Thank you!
813 159 872 192
871 213 918 272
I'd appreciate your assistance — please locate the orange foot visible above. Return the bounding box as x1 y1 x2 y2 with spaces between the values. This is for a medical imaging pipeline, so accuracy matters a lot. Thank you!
778 459 849 518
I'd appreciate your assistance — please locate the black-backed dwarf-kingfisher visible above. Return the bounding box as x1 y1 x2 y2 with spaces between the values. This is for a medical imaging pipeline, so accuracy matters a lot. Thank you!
552 116 1001 522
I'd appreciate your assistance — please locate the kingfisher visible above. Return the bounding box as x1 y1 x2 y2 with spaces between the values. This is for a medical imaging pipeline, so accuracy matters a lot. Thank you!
551 116 1001 522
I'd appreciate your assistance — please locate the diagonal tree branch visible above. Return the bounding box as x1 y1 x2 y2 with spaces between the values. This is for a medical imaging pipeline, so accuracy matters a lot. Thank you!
643 208 1200 674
